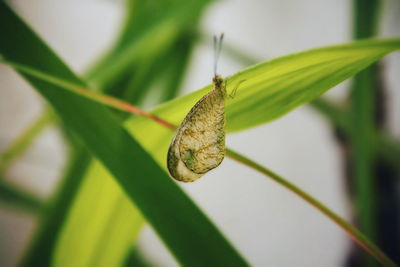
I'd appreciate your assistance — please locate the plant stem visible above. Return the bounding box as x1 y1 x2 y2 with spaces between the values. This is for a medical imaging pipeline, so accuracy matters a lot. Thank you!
1 57 397 266
225 148 397 267
0 109 53 176
0 179 43 213
350 1 381 265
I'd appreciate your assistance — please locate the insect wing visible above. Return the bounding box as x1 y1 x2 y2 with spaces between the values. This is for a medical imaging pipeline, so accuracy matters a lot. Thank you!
167 90 226 182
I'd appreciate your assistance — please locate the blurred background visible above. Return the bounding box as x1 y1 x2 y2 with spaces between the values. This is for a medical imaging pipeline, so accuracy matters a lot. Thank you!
0 0 399 266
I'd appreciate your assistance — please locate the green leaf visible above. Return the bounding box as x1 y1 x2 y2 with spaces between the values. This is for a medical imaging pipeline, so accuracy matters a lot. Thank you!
222 38 400 173
0 3 249 267
86 0 211 90
0 180 43 213
21 145 92 266
124 38 400 170
226 39 398 131
138 38 400 130
0 110 53 175
350 3 381 262
53 161 144 267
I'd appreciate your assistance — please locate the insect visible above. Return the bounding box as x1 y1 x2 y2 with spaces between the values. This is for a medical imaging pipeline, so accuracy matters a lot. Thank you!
167 34 237 182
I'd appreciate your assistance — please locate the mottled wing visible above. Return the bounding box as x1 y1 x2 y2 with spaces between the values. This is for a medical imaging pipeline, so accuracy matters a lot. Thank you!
167 89 226 182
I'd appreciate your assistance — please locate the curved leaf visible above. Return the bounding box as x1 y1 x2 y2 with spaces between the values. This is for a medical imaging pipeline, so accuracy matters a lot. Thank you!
125 38 400 168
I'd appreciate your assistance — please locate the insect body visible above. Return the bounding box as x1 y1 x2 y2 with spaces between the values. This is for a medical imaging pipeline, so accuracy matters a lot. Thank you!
167 75 227 182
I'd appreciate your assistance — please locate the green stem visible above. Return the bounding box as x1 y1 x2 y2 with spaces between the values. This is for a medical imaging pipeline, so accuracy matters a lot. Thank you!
350 3 380 265
0 109 53 176
225 148 397 267
312 99 400 174
0 179 43 213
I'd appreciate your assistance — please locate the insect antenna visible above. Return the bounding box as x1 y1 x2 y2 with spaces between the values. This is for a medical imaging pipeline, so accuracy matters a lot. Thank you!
213 33 224 76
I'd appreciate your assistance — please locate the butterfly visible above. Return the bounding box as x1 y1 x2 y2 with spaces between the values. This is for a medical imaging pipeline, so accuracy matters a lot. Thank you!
167 34 240 182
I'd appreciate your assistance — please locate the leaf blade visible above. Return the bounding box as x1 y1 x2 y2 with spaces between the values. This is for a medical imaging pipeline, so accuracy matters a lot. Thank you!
122 39 400 172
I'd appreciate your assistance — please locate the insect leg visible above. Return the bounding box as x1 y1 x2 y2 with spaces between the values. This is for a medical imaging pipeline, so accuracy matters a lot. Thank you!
229 80 246 99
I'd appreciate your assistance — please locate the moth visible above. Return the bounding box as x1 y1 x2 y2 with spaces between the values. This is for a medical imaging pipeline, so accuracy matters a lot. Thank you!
167 34 238 182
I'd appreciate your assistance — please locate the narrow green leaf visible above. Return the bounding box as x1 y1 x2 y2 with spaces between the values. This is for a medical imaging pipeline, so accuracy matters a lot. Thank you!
160 33 196 102
53 161 144 267
124 246 152 267
351 0 380 243
21 146 91 266
124 38 400 171
0 110 53 175
0 3 249 266
153 38 400 132
0 180 43 213
350 1 382 266
221 38 400 173
87 0 211 90
225 40 398 131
